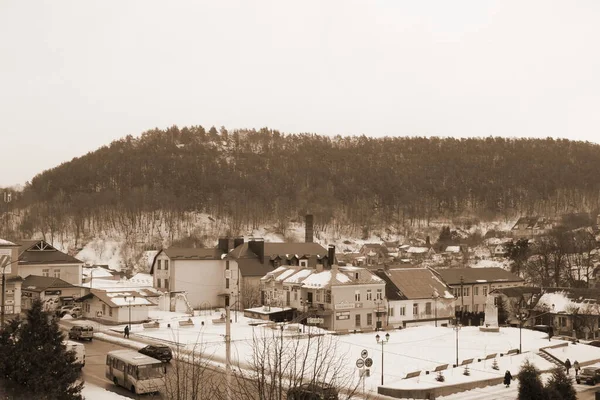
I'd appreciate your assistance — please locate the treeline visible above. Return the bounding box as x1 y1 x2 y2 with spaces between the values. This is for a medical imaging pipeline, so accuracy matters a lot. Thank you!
7 126 600 242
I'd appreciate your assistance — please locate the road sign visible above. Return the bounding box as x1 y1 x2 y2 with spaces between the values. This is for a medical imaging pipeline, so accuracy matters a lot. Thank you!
361 349 368 359
365 358 373 368
307 317 324 325
356 358 365 368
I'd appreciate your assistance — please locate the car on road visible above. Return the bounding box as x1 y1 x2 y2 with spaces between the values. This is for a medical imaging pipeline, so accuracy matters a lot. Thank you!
138 345 173 363
576 367 600 385
57 305 79 317
68 325 94 341
287 383 339 400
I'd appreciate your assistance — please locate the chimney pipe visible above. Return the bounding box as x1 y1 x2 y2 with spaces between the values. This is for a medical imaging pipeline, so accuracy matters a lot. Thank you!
218 238 229 254
328 245 336 269
305 214 314 243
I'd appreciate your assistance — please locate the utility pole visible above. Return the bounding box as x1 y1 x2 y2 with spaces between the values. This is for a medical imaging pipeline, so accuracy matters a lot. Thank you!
225 295 232 400
460 275 464 322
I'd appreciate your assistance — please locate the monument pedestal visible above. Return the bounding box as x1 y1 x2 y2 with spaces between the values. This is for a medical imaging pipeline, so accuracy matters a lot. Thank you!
479 296 500 332
479 325 500 333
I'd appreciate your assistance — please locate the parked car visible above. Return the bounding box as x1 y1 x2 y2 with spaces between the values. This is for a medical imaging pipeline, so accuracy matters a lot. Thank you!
57 305 77 317
68 325 94 341
70 306 82 318
287 383 339 400
587 340 600 348
138 345 173 363
576 367 600 385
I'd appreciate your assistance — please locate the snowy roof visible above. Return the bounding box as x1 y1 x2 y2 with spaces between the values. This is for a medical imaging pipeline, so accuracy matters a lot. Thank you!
0 239 17 246
128 273 153 286
406 246 430 254
375 268 455 301
80 289 152 308
82 266 115 279
283 268 314 284
445 246 461 253
301 270 351 288
436 267 523 285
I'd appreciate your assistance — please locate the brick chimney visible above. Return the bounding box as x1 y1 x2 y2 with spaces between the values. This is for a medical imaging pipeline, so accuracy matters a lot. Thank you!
217 238 230 254
305 214 314 243
248 238 265 264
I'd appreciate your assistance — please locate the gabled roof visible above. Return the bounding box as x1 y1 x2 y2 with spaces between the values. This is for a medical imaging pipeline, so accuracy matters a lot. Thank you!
22 275 75 292
78 289 152 308
16 239 83 265
435 267 523 285
150 247 226 273
374 268 454 301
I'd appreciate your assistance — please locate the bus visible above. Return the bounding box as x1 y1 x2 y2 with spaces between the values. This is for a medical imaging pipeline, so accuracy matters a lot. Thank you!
106 350 166 394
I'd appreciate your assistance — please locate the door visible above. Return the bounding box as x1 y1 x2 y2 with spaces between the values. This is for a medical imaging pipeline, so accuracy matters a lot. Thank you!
307 292 313 306
286 291 290 307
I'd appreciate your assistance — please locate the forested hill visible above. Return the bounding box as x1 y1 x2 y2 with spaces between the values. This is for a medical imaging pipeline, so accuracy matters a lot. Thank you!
14 126 600 237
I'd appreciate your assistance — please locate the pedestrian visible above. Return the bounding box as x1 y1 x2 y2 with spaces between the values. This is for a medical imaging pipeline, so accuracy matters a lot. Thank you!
574 360 580 376
565 358 571 375
124 325 130 339
504 370 513 388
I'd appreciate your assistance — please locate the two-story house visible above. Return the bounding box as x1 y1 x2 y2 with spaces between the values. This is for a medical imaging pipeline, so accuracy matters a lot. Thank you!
511 216 555 238
258 262 387 332
0 238 23 317
375 267 455 328
16 239 83 285
435 267 524 315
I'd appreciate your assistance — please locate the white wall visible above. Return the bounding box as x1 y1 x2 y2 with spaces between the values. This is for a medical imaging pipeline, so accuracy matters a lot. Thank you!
19 264 82 285
388 298 454 328
82 297 149 324
171 259 228 309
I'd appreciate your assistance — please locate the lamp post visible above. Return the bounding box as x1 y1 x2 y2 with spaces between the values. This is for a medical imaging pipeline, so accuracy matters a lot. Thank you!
432 290 440 327
126 295 136 330
518 308 529 354
375 332 390 385
454 320 461 367
300 298 306 333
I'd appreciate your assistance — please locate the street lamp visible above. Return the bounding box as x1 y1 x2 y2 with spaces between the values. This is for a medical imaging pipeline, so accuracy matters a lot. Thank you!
432 290 440 327
454 320 462 367
300 298 306 333
375 332 390 385
518 308 529 354
126 295 136 330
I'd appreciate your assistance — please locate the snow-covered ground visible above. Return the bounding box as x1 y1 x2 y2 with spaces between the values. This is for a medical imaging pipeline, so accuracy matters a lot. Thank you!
82 383 131 399
85 310 582 395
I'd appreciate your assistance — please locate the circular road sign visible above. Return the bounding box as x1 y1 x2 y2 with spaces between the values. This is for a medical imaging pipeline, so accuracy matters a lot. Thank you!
361 349 368 359
365 358 373 368
356 358 365 368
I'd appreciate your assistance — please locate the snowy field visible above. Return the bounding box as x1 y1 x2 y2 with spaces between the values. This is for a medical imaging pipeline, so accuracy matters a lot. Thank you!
97 310 580 393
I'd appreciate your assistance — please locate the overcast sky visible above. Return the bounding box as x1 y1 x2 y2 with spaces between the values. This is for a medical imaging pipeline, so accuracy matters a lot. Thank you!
1 1 599 187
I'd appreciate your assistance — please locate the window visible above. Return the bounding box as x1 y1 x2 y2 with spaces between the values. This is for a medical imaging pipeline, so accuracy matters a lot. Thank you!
316 291 321 302
42 269 50 277
109 307 113 317
164 260 169 271
463 287 470 297
376 289 383 300
225 278 229 289
425 302 432 315
413 303 418 316
300 260 308 267
102 304 106 315
165 279 169 289
464 305 469 312
325 291 331 303
559 317 567 327
355 273 359 279
53 269 60 278
366 290 372 301
474 287 479 296
158 260 162 270
388 307 395 317
483 287 488 296
367 313 373 325
399 306 406 316
294 291 298 301
474 304 479 312
354 290 361 302
355 314 361 327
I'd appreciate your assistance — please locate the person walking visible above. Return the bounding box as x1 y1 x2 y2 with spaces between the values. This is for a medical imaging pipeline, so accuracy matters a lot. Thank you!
574 360 581 376
504 370 513 388
565 358 572 375
124 325 130 339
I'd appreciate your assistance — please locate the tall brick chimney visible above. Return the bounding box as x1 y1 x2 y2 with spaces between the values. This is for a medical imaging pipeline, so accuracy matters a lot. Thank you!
233 237 244 249
249 238 265 264
305 214 314 243
328 245 336 269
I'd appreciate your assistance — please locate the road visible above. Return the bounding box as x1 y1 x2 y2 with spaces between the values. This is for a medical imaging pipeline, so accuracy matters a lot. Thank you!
81 338 151 399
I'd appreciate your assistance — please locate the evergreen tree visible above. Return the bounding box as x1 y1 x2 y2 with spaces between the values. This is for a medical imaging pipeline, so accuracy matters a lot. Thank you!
0 299 83 400
518 360 544 400
545 367 576 400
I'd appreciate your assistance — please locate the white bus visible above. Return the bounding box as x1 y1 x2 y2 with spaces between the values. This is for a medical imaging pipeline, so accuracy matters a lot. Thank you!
106 350 166 394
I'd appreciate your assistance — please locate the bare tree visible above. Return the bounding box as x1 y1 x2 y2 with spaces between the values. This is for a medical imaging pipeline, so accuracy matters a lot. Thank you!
218 327 367 400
